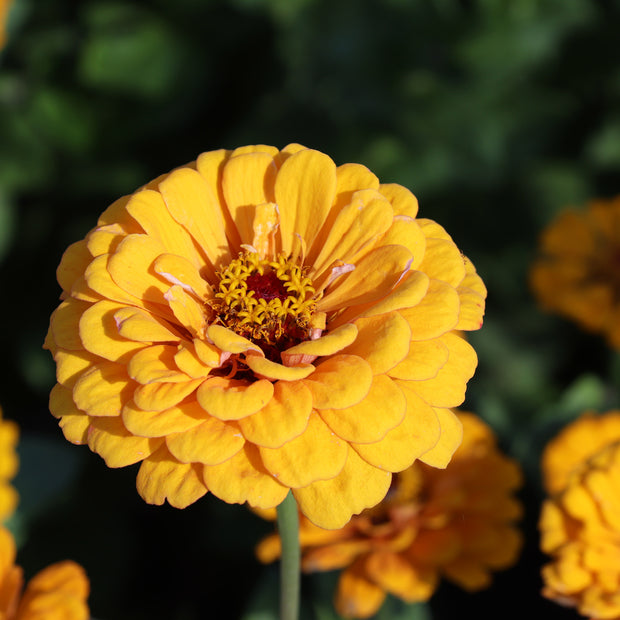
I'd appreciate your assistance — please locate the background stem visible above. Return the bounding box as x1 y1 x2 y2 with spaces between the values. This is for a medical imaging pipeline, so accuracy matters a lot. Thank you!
276 491 301 620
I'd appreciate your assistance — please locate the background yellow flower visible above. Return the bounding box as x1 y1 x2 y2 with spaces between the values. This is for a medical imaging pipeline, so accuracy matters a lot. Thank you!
540 440 620 620
0 526 90 620
531 197 620 349
256 411 523 618
45 144 486 529
0 407 18 523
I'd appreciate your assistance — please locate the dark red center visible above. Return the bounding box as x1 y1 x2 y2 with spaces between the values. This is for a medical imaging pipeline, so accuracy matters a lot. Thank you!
246 271 288 301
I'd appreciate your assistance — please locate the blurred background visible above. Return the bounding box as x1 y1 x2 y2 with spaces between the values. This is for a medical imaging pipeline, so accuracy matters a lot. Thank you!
1 0 620 618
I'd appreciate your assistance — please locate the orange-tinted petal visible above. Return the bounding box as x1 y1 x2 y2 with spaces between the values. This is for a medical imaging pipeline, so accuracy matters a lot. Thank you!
320 375 406 444
281 323 358 367
336 563 387 619
136 445 207 508
303 355 373 410
128 345 189 384
133 378 204 412
293 449 391 529
417 407 463 468
73 363 135 417
50 299 92 351
49 384 89 444
203 444 289 508
259 412 348 487
56 240 93 295
379 183 419 218
206 325 262 355
237 381 313 448
122 399 207 437
114 306 180 342
165 416 245 465
196 377 274 420
388 338 449 381
245 355 315 381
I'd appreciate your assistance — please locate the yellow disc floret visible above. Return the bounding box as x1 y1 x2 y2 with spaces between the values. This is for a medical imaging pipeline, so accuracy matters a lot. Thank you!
210 251 316 354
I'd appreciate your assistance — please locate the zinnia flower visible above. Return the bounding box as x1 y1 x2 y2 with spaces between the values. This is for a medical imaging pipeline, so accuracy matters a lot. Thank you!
256 411 523 618
0 526 90 619
0 407 18 522
541 410 620 496
44 143 486 529
530 196 620 348
540 440 620 620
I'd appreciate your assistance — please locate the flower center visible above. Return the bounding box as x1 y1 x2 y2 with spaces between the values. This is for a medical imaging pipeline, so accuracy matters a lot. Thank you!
210 251 316 357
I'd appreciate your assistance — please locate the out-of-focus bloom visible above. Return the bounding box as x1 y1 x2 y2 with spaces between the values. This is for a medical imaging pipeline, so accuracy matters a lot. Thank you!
0 407 18 522
531 197 620 348
45 143 486 529
0 0 12 50
541 410 620 496
0 526 90 620
257 412 523 617
540 440 620 620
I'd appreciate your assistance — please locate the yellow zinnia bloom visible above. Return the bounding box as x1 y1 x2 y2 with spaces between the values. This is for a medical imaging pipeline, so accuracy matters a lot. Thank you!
531 196 620 348
257 412 523 618
0 407 18 523
0 526 90 620
540 440 620 620
44 143 486 529
541 410 620 496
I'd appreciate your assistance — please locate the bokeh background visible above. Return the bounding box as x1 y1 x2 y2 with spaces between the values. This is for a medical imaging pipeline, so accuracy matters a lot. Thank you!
1 0 620 618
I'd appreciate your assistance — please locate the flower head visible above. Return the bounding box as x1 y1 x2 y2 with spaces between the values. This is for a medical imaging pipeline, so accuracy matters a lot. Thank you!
257 412 523 618
0 526 90 620
540 440 620 620
45 144 486 529
541 410 620 496
0 407 18 522
531 196 620 348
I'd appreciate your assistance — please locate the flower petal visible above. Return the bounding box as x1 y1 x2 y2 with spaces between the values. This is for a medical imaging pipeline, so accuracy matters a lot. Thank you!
412 333 478 408
222 152 278 244
342 312 410 374
159 166 231 272
237 381 312 448
164 284 208 339
114 306 180 342
388 338 449 381
50 384 89 444
174 344 213 379
206 325 262 355
203 444 289 508
380 217 427 270
50 299 92 351
128 345 189 385
244 355 315 381
153 253 211 299
320 375 406 444
133 378 204 412
122 399 206 437
399 279 460 340
166 415 245 465
303 355 373 410
379 183 419 218
417 407 463 468
317 245 412 313
136 445 207 508
336 563 387 619
196 377 274 421
73 363 135 417
365 552 437 601
351 382 440 471
281 323 358 367
87 416 162 467
260 412 348 487
293 448 392 529
275 149 338 255
57 240 92 295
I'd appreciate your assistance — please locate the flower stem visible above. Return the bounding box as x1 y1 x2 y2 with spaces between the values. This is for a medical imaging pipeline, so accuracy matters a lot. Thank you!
276 491 300 620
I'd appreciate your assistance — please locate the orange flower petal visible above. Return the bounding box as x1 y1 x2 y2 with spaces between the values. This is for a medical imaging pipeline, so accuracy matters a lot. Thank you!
351 383 440 471
237 381 312 448
317 245 413 313
336 563 387 619
276 149 338 255
114 306 180 342
87 416 162 467
54 349 102 388
133 378 204 412
205 324 262 355
303 355 373 410
259 412 348 487
50 384 89 444
389 338 449 381
56 240 93 295
73 363 135 417
128 345 190 385
122 399 206 437
399 279 460 340
222 152 278 243
164 284 208 339
203 444 289 509
320 375 406 444
293 449 392 529
86 223 126 257
381 217 427 270
136 445 207 508
379 183 419 218
281 323 358 367
244 355 315 381
196 376 274 420
417 407 463 468
173 344 213 379
413 333 478 408
50 299 92 351
417 235 466 289
153 253 211 299
166 415 244 465
342 312 410 374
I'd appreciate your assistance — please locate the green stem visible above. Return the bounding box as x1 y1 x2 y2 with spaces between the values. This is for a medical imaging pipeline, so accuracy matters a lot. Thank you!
276 491 301 620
